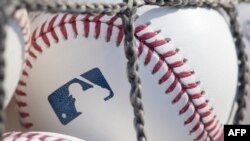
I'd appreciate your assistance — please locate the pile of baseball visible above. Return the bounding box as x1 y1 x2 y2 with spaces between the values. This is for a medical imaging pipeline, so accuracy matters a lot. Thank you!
2 0 250 141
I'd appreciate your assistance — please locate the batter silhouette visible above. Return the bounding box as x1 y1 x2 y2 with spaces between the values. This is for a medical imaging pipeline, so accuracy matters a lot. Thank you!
48 68 114 125
48 78 93 125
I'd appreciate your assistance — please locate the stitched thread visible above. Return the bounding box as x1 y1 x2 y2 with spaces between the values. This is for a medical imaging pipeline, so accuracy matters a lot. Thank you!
3 132 72 141
135 23 223 141
12 9 31 52
16 13 222 141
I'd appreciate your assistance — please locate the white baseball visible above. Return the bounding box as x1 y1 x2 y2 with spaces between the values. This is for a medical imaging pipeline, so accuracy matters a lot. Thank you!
3 131 85 141
4 9 29 108
15 4 238 141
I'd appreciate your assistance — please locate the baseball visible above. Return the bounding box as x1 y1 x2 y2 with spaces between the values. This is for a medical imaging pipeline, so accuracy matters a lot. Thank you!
3 131 85 141
4 9 29 108
15 4 238 141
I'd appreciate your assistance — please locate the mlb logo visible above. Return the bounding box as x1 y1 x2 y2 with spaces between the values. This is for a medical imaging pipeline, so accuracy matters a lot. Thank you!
48 68 114 125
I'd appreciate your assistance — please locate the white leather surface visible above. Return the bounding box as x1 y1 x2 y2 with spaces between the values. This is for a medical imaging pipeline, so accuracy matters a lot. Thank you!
9 6 238 141
4 18 24 108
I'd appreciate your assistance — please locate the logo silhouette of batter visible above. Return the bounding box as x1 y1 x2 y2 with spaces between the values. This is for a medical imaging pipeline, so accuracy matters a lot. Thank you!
48 68 114 125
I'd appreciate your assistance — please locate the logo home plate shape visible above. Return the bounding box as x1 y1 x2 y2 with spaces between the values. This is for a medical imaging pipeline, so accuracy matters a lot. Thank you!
48 68 114 125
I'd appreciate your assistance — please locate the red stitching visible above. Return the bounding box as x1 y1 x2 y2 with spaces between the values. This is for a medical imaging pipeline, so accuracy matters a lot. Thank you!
16 13 223 141
27 133 39 141
135 23 150 34
25 59 32 68
117 25 124 46
145 49 153 65
138 31 158 41
207 122 217 132
159 50 177 58
169 60 185 68
189 93 203 99
138 42 144 56
172 89 185 104
82 15 90 37
205 118 217 129
25 36 31 49
184 112 197 125
39 135 49 141
2 132 12 138
134 23 222 140
214 129 224 141
195 130 207 141
196 102 208 110
15 89 26 96
13 132 22 141
22 70 28 76
28 49 37 59
55 139 65 141
147 39 168 48
40 22 50 46
191 121 201 133
107 16 119 42
93 15 103 39
18 111 29 118
49 15 59 42
159 68 172 84
212 126 222 139
166 77 179 93
39 135 64 141
69 15 78 36
16 101 27 107
18 80 26 86
23 123 33 129
59 14 69 39
180 102 191 115
3 132 71 141
200 110 212 118
31 29 43 53
183 82 199 89
152 59 164 74
177 71 193 78
13 9 31 51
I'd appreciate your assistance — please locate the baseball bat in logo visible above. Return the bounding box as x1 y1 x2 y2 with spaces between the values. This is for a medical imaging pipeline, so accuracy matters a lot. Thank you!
48 68 114 125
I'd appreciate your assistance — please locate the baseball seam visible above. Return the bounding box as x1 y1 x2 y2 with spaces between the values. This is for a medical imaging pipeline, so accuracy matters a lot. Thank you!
12 9 31 52
15 13 223 141
3 132 70 141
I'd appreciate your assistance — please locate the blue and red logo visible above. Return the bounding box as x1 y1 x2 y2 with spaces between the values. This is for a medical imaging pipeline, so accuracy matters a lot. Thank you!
48 68 114 125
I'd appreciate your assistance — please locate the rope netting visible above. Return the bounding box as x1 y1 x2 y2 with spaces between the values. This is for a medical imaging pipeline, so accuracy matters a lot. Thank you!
0 0 250 140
